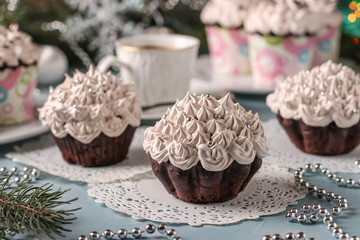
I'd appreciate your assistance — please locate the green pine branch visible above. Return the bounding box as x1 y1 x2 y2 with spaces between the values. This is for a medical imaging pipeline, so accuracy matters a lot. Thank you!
0 175 80 239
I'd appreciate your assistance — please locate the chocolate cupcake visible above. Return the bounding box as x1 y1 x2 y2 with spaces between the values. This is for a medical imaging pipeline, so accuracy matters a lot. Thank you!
143 92 268 203
38 66 141 167
267 61 360 155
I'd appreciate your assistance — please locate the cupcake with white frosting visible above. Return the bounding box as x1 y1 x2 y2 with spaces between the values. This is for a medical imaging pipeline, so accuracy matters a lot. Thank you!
39 66 142 167
0 25 41 125
244 0 342 88
200 0 255 74
143 92 268 203
267 61 360 155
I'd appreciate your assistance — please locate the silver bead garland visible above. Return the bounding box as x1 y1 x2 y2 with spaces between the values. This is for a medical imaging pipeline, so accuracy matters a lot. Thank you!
0 167 40 185
264 161 360 240
78 223 182 240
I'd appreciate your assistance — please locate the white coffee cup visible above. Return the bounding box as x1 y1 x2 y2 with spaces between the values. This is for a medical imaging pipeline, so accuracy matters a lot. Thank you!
97 34 200 108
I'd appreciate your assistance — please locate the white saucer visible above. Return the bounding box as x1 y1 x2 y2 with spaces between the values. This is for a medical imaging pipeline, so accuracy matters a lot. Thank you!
0 120 49 145
194 55 274 94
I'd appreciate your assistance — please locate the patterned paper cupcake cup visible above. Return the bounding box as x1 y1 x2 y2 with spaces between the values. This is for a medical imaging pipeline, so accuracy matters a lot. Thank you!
249 34 316 88
205 25 251 75
312 26 341 67
0 65 38 126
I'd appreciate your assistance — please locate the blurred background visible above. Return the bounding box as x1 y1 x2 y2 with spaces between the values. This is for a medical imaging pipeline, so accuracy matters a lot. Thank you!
1 0 359 68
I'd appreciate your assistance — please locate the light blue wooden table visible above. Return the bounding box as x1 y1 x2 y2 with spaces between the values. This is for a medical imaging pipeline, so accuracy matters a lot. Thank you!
0 94 359 240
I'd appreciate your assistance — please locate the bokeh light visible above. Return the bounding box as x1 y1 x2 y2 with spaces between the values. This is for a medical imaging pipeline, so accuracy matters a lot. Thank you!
350 1 358 10
349 13 357 22
348 1 360 23
354 37 360 45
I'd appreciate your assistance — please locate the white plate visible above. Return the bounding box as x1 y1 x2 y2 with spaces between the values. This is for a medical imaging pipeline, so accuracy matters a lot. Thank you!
0 120 49 145
194 55 274 94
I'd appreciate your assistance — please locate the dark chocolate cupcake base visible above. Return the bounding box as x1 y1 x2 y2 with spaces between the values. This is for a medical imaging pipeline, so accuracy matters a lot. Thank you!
277 114 360 155
53 126 136 167
150 157 262 204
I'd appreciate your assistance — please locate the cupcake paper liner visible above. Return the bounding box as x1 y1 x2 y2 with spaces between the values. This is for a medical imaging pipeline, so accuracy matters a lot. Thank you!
206 25 251 75
150 156 262 204
0 65 38 126
277 115 360 155
249 34 315 88
53 125 136 167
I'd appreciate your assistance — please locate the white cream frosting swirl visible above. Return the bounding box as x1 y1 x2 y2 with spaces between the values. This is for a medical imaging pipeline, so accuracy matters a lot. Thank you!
267 61 360 128
200 0 256 28
0 25 41 67
143 92 269 171
39 66 142 144
245 0 342 36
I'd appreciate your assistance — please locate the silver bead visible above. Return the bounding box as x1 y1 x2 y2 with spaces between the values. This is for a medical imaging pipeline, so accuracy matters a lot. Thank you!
339 202 348 210
0 167 8 175
41 114 45 120
5 229 16 237
162 114 167 118
10 167 20 175
22 174 32 181
103 229 114 240
186 117 191 122
317 189 326 198
31 169 40 179
297 213 307 223
328 173 336 180
131 228 143 239
205 94 211 98
308 185 318 195
347 178 355 188
58 98 64 103
326 192 335 201
303 84 308 88
300 180 310 189
308 238 316 240
333 194 341 202
322 168 330 175
327 221 338 231
49 96 54 100
214 114 220 119
320 91 326 96
355 160 360 166
350 237 360 240
338 232 349 240
336 177 344 186
98 81 102 85
301 204 311 214
88 88 93 93
158 223 167 234
166 229 176 239
289 208 298 214
271 234 282 240
323 214 334 224
78 235 88 240
173 238 182 240
332 227 343 237
246 124 251 129
117 229 127 239
285 232 295 239
339 198 348 204
305 70 310 74
208 141 213 147
318 208 329 217
74 104 78 109
75 78 79 83
145 224 156 234
332 206 342 216
286 212 295 222
298 167 305 173
337 84 343 89
295 232 306 240
314 163 322 171
89 231 100 240
309 213 319 223
353 109 360 114
305 164 313 171
22 167 31 173
262 235 272 240
57 89 61 94
312 203 321 212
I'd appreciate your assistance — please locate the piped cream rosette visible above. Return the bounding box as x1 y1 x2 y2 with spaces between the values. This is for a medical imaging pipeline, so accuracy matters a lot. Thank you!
267 61 360 128
143 92 269 171
39 66 142 144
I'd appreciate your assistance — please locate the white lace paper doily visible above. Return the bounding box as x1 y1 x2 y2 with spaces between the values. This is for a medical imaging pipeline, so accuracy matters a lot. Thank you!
264 119 360 173
88 163 306 226
6 127 152 183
